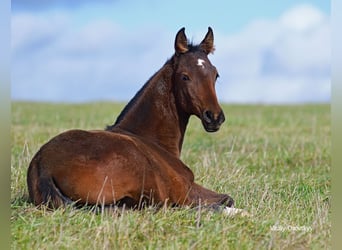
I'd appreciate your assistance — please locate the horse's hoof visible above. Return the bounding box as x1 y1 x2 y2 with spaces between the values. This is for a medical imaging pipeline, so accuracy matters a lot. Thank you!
221 195 234 207
223 207 250 217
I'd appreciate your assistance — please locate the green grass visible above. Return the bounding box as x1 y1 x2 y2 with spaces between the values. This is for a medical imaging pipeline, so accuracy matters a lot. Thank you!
11 102 331 249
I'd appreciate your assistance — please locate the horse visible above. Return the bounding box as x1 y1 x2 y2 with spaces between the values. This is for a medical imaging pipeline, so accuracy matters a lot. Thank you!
27 27 235 210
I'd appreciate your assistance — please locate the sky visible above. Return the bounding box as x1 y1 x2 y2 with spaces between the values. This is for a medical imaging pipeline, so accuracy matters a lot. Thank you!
11 0 330 103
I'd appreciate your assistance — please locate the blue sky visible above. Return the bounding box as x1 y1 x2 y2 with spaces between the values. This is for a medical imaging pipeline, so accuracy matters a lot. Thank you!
11 0 330 103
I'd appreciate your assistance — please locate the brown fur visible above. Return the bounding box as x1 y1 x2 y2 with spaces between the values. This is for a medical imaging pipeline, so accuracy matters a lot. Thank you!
27 27 234 209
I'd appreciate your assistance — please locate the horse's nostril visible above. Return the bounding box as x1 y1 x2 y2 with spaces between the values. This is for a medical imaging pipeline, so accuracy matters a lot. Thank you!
203 110 214 123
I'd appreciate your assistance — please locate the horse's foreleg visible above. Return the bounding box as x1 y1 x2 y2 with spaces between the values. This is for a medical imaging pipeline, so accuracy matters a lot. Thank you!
186 183 234 208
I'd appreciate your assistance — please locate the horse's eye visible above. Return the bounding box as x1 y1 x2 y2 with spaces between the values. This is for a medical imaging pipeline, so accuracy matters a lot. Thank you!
182 74 190 81
216 73 220 80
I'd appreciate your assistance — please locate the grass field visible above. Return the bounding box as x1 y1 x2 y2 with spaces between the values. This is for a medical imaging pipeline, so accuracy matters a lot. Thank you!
11 102 330 249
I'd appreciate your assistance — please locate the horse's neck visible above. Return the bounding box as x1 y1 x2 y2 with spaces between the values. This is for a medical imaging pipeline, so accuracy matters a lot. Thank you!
111 64 189 157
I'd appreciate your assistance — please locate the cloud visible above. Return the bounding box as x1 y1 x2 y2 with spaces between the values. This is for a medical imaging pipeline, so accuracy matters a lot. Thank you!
11 13 173 102
11 4 330 103
279 3 326 32
213 3 330 103
11 13 68 55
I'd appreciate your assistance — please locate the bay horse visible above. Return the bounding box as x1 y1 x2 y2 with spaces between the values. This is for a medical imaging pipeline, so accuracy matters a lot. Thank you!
27 27 235 210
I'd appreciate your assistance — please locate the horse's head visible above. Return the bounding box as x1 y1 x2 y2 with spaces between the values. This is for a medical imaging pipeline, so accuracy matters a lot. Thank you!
172 27 225 132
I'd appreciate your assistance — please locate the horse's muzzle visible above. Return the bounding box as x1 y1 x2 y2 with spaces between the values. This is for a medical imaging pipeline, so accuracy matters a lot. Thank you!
201 110 225 132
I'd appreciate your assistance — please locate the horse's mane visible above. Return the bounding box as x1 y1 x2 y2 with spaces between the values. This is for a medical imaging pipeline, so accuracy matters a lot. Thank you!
105 59 173 131
106 42 204 131
105 77 151 130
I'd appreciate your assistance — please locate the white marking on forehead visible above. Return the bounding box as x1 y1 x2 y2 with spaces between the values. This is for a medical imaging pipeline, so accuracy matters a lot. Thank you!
197 58 205 68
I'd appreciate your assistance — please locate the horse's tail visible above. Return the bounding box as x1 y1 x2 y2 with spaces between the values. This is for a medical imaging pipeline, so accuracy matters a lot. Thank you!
27 151 72 208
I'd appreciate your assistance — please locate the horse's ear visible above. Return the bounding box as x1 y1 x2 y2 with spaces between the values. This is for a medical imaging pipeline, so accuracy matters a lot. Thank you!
200 27 215 54
175 27 188 55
